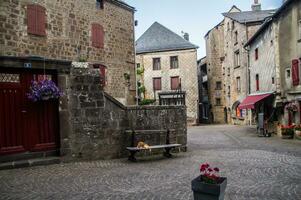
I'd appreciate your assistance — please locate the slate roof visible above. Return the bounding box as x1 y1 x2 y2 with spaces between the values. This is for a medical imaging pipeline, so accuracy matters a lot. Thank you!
136 22 198 54
222 9 276 24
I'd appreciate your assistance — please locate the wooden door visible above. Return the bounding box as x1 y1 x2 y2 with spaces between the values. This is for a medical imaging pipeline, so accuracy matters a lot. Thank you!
0 69 59 155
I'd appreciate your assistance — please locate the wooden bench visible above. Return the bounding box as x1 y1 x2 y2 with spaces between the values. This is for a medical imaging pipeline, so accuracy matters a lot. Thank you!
126 129 182 162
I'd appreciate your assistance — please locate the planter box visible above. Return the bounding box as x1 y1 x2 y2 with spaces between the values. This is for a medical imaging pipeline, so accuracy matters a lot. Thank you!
191 175 227 200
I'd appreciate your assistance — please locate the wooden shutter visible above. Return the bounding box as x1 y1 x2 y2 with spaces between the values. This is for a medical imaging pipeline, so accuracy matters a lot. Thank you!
171 77 179 90
153 78 161 91
100 65 106 86
92 23 104 48
292 59 300 86
27 5 36 34
27 4 46 36
36 5 46 35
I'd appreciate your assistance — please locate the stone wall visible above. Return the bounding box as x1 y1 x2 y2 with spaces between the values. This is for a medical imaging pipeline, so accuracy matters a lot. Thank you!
60 67 187 161
0 0 136 105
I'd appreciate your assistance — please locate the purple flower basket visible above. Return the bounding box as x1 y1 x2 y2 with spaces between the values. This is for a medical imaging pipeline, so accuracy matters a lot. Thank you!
27 79 63 102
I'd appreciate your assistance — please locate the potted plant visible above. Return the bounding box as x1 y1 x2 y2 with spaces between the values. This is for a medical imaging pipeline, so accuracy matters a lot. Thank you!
191 163 227 200
280 125 295 139
27 79 63 102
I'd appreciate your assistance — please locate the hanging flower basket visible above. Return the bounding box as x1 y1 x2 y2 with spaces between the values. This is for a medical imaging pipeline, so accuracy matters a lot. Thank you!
27 79 63 102
285 102 298 112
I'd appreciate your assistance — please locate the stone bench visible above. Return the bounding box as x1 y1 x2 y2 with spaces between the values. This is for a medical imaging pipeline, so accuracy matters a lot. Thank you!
126 129 182 162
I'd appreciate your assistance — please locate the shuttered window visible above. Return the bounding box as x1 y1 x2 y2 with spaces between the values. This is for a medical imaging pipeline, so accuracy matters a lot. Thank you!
153 78 161 91
92 23 104 48
171 76 180 90
292 59 300 86
27 4 46 36
94 64 106 86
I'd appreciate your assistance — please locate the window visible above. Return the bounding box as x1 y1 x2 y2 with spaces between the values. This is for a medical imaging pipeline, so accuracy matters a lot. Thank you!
255 48 259 60
292 59 300 86
228 86 231 96
234 31 238 44
171 76 180 90
234 51 240 67
231 21 235 30
153 58 161 70
170 56 179 69
287 69 291 78
27 4 46 36
91 23 104 48
93 64 106 86
236 77 241 92
272 77 275 84
96 0 104 9
216 98 221 106
153 77 161 91
256 74 259 91
216 81 222 90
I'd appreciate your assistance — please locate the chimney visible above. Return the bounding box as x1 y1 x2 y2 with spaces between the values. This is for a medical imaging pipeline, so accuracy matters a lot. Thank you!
252 0 261 11
183 33 189 41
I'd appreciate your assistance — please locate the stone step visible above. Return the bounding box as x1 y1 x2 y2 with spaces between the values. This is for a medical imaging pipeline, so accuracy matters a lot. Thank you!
0 157 61 170
0 150 59 163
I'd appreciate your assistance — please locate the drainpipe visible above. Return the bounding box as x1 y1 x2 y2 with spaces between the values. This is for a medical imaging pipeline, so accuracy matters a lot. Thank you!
133 16 138 106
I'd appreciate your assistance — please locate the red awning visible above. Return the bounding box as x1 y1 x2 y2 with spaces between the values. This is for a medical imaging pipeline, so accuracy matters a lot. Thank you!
238 93 273 110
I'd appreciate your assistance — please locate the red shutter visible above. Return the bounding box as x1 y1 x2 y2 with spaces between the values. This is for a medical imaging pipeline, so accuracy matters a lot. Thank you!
92 24 104 48
171 77 179 90
292 59 300 86
36 5 46 36
27 5 36 34
100 65 106 86
27 4 46 36
153 78 161 91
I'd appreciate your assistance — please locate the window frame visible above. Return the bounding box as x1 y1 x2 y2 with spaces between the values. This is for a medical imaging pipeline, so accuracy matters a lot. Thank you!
153 58 161 70
216 98 221 106
234 50 240 67
216 81 222 90
170 56 179 69
236 76 241 92
91 23 104 48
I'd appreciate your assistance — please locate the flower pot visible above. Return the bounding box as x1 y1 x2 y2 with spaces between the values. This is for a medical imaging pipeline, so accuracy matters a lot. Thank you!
191 175 227 200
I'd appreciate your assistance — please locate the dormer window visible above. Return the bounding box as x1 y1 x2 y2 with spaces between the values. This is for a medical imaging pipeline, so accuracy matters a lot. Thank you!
96 0 104 9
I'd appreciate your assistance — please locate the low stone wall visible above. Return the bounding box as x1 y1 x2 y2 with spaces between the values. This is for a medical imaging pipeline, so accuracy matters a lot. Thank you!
60 67 187 161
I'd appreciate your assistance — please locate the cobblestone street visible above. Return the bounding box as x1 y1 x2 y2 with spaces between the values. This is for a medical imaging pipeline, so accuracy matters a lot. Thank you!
1 125 301 200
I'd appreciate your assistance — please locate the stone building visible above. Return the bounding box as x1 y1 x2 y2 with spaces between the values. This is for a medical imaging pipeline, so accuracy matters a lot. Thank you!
0 0 141 162
0 0 136 105
204 21 226 124
136 22 199 122
223 2 275 125
243 0 301 130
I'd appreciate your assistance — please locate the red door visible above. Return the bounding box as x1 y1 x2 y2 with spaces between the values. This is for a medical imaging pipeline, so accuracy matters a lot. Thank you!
0 69 59 155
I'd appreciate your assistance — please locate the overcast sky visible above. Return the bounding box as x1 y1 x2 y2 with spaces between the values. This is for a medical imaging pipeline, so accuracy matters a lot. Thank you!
125 0 283 59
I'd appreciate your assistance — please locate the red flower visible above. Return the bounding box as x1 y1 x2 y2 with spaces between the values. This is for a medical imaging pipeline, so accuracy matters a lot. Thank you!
214 167 220 172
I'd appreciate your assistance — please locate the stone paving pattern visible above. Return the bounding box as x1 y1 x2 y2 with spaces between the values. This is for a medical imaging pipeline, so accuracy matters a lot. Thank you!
0 125 301 200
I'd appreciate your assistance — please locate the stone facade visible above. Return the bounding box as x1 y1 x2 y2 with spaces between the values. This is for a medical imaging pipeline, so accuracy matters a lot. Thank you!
205 21 226 124
136 49 199 121
0 0 136 105
245 0 301 128
223 17 262 125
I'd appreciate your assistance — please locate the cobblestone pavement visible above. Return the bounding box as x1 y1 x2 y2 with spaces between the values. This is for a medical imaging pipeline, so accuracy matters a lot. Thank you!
1 125 301 200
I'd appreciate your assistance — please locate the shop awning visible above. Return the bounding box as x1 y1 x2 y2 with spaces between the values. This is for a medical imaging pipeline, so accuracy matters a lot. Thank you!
238 93 273 110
